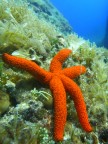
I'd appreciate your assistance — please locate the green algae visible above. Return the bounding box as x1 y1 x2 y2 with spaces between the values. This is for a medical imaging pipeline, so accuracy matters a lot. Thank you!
0 90 10 115
0 62 3 76
0 0 58 55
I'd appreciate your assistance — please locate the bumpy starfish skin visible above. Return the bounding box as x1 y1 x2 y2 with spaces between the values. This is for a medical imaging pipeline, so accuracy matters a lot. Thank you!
2 49 92 141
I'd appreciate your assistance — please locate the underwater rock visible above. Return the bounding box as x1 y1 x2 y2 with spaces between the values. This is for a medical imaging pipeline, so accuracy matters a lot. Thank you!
99 129 108 143
0 90 10 115
21 100 46 122
29 0 72 34
5 80 16 94
0 99 54 144
12 78 42 103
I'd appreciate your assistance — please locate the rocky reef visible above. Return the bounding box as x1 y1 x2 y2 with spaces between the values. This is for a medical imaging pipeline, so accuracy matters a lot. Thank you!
0 0 108 144
28 0 72 34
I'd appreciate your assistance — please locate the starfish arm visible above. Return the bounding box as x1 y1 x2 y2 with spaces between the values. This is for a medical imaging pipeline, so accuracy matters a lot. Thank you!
2 53 52 84
50 76 67 141
61 75 92 132
61 66 86 79
50 49 71 72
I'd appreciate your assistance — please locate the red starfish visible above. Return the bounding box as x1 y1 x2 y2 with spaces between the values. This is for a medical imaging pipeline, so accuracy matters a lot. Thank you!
2 49 92 141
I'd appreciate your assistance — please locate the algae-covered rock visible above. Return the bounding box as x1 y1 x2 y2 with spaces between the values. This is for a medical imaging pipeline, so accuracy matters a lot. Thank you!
0 0 58 55
29 0 72 34
0 0 72 57
0 100 54 144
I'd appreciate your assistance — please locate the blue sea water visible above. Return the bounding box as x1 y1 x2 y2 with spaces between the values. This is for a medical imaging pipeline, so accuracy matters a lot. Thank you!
50 0 108 48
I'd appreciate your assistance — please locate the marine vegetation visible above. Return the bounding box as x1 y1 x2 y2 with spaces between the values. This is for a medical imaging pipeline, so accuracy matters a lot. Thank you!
0 0 59 56
0 0 108 144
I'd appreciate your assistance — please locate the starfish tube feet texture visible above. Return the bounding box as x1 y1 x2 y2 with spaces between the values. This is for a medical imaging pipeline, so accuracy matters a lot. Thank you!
60 75 92 132
61 65 86 79
50 76 67 141
2 48 93 141
2 53 52 84
50 49 72 72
